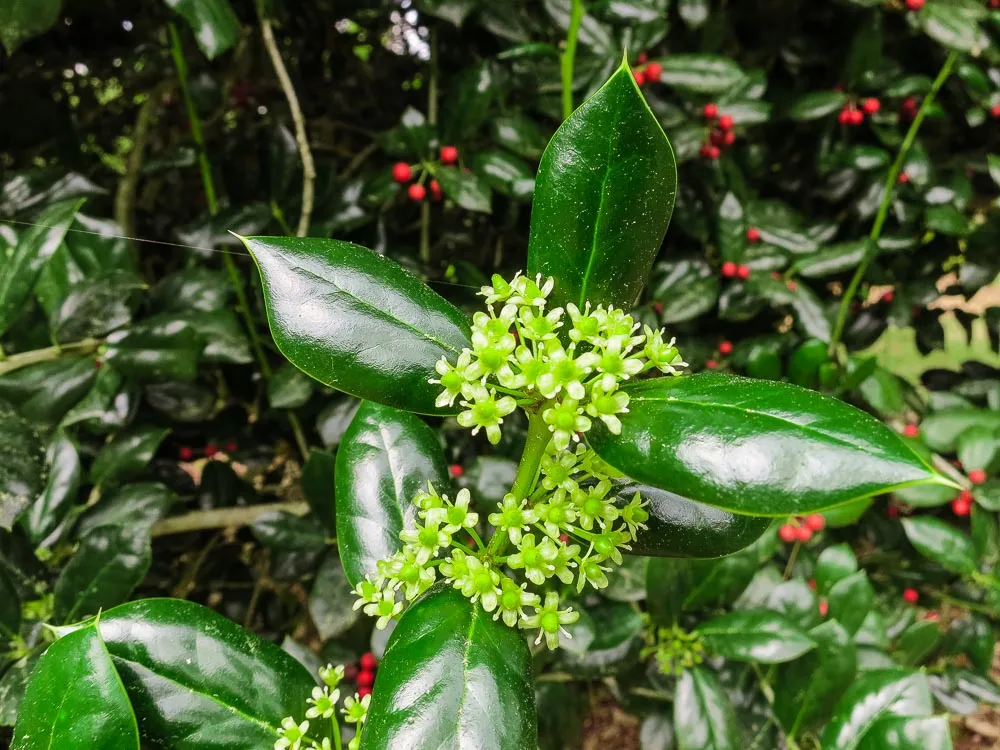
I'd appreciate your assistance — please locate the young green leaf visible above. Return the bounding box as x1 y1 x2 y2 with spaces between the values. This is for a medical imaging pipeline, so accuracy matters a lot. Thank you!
673 667 741 750
588 374 949 516
902 517 977 574
363 585 536 749
527 58 676 311
242 236 472 415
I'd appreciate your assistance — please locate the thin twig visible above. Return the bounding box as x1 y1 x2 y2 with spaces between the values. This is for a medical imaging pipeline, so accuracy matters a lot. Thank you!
114 83 169 240
259 15 316 237
0 338 101 376
151 501 309 537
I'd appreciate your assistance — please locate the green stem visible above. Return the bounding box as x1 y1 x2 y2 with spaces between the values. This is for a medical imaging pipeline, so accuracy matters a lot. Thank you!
560 0 584 120
0 338 102 376
828 50 958 359
169 22 309 460
486 412 551 559
331 719 342 750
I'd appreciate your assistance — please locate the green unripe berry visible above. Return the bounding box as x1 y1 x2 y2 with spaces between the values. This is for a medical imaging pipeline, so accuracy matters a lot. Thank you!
541 611 561 633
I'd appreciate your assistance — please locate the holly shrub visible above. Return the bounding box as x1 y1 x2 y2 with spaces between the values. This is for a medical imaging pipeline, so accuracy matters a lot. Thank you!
2 1 1000 749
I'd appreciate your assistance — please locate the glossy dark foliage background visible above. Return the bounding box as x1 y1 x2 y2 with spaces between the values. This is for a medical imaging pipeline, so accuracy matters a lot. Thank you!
2 0 1000 749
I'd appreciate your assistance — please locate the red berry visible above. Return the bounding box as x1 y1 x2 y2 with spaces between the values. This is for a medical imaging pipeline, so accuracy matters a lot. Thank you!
559 534 569 543
408 184 427 202
779 524 798 543
392 162 412 183
703 103 718 119
637 52 648 64
901 97 918 115
888 503 900 518
795 526 813 542
710 129 726 147
850 109 864 125
746 227 760 243
440 145 458 164
808 578 817 590
902 424 919 438
718 115 734 131
706 145 721 160
179 446 194 461
645 62 662 81
721 261 737 277
225 440 238 453
897 172 909 184
358 686 373 698
360 652 377 671
357 670 375 687
653 301 664 314
204 444 218 458
959 489 973 503
838 108 851 125
805 514 826 532
903 588 919 604
862 97 880 115
991 0 1000 9
786 280 798 292
905 0 924 10
736 265 751 280
430 179 442 200
705 359 718 370
449 464 463 478
969 469 988 484
951 497 972 516
718 341 733 355
343 664 359 680
633 68 646 86
722 130 736 147
924 611 940 622
94 358 103 369
882 290 894 303
991 104 1000 118
818 600 829 617
771 271 782 280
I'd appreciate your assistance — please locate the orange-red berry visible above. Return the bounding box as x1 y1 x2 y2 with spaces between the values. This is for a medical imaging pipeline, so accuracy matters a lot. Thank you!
786 280 798 292
358 686 373 698
718 114 734 131
204 443 218 458
357 670 375 687
645 62 662 81
225 440 238 453
897 173 910 184
392 162 412 183
430 179 442 200
721 261 737 277
408 184 427 202
449 464 463 478
969 469 988 484
360 652 377 671
903 424 919 438
179 446 194 461
808 578 817 590
903 588 919 604
705 359 718 370
991 104 1000 118
862 97 881 114
633 68 646 85
795 526 813 542
746 227 760 243
905 0 924 10
952 497 972 516
818 600 829 616
888 503 899 518
718 341 733 355
779 524 798 543
805 514 826 532
637 52 648 64
703 103 718 119
850 108 864 125
736 265 751 280
440 145 459 164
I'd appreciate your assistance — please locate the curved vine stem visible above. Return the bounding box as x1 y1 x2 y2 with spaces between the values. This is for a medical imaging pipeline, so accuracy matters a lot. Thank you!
560 0 584 120
0 338 102 376
828 50 958 359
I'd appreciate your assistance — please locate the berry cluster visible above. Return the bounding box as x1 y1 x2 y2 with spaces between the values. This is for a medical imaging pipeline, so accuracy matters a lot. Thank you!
778 513 826 544
904 0 923 10
631 52 662 87
274 664 369 750
351 273 687 648
699 103 736 160
838 97 879 126
951 489 973 517
720 261 751 280
704 339 734 371
178 441 239 461
390 145 459 202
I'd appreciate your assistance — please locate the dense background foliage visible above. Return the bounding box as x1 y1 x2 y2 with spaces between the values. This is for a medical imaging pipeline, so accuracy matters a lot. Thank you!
3 0 1000 748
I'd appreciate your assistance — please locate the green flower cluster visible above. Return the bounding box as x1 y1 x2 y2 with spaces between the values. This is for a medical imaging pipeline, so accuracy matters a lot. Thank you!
352 273 686 649
274 665 368 750
642 624 706 677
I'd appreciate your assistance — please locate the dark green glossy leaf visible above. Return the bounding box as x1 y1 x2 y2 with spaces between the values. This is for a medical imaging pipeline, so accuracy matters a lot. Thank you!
614 481 770 558
919 1 986 52
336 401 448 586
471 150 534 199
920 409 1000 453
894 482 954 508
673 667 740 750
588 374 946 516
60 366 129 431
144 381 214 422
957 425 999 474
442 60 496 142
149 268 229 313
89 426 170 488
0 198 82 338
695 610 814 663
555 600 643 677
308 552 358 641
49 271 142 343
174 310 251 365
24 430 80 544
602 555 648 602
828 570 874 636
764 579 818 630
894 621 940 667
646 552 757 624
94 598 314 747
649 258 719 324
788 91 848 121
164 0 240 60
795 240 870 278
243 236 472 415
363 585 536 749
902 517 977 574
717 192 745 263
460 456 518 504
527 60 676 311
436 166 492 213
53 526 151 623
0 400 44 531
815 543 858 596
0 654 38 727
491 115 549 161
0 569 19 643
0 357 97 426
856 715 951 750
78 482 175 538
0 0 61 55
943 614 994 674
104 315 206 382
316 398 361 449
820 669 934 750
657 54 746 93
250 510 327 552
12 625 139 749
268 361 315 409
748 273 831 340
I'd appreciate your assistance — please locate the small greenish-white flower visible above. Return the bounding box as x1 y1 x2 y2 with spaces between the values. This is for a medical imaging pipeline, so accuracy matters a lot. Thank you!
457 385 516 445
536 345 599 400
457 557 501 611
518 306 563 341
467 338 515 381
343 693 370 724
440 548 471 583
593 528 631 565
488 493 538 545
620 491 650 537
383 548 436 600
495 576 540 627
347 737 360 750
499 345 548 392
520 592 580 650
480 273 517 305
573 480 618 531
565 302 603 344
399 520 451 564
600 308 638 340
577 553 610 592
312 739 332 750
593 335 645 390
643 327 687 374
274 717 309 750
507 533 558 585
351 578 381 611
364 589 403 630
430 350 474 408
318 664 344 690
306 686 338 720
535 489 577 538
585 382 630 434
550 541 580 585
424 487 479 534
540 444 585 492
542 398 592 451
510 273 553 307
